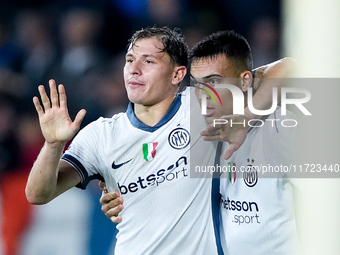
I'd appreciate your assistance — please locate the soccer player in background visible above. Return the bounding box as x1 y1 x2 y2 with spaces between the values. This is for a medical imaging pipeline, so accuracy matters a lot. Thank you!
100 29 299 254
190 30 300 254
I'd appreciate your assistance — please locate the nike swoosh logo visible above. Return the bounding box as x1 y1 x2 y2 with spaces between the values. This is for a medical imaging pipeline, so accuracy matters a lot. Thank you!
112 158 133 169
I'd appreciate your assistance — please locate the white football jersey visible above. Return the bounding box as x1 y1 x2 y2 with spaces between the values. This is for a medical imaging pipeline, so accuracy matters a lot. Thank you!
62 88 222 255
219 109 300 255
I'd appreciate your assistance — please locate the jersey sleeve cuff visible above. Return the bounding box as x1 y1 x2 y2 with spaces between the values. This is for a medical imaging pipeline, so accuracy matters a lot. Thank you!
61 154 104 189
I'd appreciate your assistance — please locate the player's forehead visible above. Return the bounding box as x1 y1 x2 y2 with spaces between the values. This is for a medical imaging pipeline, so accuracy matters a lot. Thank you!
126 37 167 59
190 54 235 79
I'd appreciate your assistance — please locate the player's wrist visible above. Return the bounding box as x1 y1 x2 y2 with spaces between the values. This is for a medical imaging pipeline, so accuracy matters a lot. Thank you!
45 140 67 151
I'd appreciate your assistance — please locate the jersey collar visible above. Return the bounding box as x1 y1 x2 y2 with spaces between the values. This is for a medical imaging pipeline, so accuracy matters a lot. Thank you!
126 94 182 132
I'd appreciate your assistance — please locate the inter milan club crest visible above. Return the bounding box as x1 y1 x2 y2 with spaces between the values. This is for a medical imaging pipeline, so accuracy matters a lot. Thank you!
168 128 190 149
142 142 158 162
243 158 258 187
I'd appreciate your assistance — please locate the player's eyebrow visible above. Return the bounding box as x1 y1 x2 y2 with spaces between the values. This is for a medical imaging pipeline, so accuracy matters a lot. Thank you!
190 74 223 80
142 54 158 58
202 74 223 79
126 53 158 59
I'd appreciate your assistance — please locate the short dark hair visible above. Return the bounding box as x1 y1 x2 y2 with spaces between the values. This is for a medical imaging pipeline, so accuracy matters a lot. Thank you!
190 30 253 75
128 26 189 67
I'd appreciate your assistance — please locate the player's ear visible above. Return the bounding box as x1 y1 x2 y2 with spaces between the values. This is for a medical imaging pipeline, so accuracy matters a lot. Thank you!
172 66 187 85
239 70 252 92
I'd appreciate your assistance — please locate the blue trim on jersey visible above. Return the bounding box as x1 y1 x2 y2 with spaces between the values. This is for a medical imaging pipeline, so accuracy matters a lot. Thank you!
212 142 224 255
274 110 279 133
62 154 104 189
126 94 182 132
212 177 224 255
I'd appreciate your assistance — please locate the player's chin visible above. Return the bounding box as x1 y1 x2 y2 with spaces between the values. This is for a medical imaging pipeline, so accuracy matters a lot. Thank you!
205 111 223 125
204 115 215 126
127 93 143 104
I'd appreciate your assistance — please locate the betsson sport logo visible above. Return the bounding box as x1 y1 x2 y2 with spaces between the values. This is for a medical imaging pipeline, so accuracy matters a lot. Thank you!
118 156 188 195
194 81 312 128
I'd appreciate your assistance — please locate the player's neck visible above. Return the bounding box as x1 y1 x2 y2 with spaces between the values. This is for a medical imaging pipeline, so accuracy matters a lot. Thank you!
134 96 176 127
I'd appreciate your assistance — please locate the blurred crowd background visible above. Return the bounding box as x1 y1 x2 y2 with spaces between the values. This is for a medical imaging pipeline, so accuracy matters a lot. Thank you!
0 0 282 254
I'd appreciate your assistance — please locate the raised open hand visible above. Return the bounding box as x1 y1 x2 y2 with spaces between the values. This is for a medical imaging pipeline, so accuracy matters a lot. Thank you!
33 79 86 145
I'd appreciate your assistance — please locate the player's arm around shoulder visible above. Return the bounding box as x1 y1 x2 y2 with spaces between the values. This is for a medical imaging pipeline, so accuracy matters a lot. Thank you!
99 181 124 223
246 57 298 120
252 57 298 89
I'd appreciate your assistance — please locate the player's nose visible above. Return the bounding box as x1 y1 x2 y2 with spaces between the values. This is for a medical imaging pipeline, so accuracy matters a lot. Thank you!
129 60 142 75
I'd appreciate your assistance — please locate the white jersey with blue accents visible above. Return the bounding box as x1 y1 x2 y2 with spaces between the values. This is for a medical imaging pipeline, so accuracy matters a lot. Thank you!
219 109 300 255
62 88 221 255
